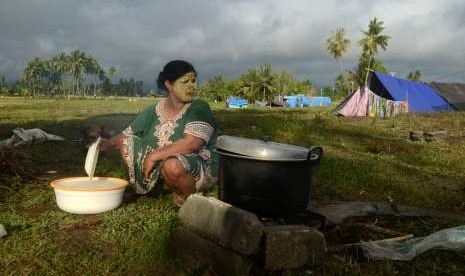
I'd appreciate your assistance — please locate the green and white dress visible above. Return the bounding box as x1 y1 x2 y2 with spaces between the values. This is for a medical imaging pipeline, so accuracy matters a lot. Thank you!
121 99 218 194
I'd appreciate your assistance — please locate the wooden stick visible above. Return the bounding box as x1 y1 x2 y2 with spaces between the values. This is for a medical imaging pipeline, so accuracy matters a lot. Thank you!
349 222 408 237
329 234 414 252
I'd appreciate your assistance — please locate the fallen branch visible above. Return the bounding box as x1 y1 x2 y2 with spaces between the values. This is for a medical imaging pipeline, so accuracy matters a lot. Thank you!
329 234 414 253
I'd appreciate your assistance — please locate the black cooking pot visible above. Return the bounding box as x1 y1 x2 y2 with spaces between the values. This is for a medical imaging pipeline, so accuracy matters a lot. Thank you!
216 135 322 217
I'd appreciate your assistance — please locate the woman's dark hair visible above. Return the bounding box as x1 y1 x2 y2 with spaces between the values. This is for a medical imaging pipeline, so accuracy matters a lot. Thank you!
156 60 197 92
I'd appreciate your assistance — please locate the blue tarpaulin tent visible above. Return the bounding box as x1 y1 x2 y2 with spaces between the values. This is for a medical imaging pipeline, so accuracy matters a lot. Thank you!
283 95 305 107
303 96 332 107
369 72 454 112
226 97 248 108
284 95 332 107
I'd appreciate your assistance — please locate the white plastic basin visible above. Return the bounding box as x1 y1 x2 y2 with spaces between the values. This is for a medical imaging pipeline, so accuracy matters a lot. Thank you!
50 177 129 214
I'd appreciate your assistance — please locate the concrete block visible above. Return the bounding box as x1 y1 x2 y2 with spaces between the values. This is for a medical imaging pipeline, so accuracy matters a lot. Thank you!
168 226 252 276
263 225 327 270
179 194 264 255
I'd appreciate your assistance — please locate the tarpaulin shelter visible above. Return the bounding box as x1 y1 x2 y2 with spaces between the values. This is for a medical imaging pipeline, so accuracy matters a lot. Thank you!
333 86 408 117
333 87 370 117
303 96 332 107
429 82 465 111
284 95 305 107
369 72 454 112
284 95 332 107
226 97 248 108
334 71 454 117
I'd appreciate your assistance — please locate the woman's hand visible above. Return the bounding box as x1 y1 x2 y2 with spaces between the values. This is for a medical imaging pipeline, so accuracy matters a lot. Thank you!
98 133 127 151
98 138 111 151
143 150 160 180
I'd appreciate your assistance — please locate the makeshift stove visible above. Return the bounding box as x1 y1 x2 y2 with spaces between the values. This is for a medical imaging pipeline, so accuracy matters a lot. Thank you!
169 195 328 275
169 136 327 274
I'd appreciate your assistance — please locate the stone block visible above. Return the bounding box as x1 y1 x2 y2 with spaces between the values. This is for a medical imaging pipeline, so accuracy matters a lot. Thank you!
424 130 447 142
179 194 264 255
409 131 424 141
168 225 253 276
263 225 327 270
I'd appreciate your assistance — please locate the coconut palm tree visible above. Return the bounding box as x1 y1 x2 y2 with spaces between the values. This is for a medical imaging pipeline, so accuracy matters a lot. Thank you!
51 52 69 97
21 57 46 97
86 56 102 96
69 49 86 97
239 68 260 103
326 28 351 94
274 70 295 97
301 79 315 96
0 76 6 95
257 64 275 103
21 64 34 96
209 75 227 102
108 65 118 84
358 17 391 85
406 70 422 82
82 54 99 97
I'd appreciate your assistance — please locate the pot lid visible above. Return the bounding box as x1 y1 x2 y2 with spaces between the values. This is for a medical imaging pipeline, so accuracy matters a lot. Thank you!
50 177 128 191
216 135 310 161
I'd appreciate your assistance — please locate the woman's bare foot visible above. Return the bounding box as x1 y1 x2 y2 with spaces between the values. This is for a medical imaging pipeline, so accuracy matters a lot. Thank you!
173 193 185 207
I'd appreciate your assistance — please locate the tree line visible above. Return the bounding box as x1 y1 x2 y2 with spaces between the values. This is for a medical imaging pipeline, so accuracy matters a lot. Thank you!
0 49 143 98
195 65 320 103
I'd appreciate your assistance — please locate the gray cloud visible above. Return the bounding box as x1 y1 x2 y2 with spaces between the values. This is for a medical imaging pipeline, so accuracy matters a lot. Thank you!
1 0 464 89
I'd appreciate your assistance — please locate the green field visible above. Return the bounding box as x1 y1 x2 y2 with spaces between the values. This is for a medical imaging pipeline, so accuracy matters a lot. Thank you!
1 97 465 275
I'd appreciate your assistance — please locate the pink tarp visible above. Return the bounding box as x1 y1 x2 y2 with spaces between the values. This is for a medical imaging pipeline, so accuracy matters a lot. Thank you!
337 87 369 117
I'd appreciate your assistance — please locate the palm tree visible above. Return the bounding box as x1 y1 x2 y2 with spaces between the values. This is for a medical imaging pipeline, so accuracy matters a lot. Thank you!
21 57 46 97
358 17 391 85
209 75 226 102
274 70 295 97
406 70 422 82
108 65 118 84
257 65 275 103
301 79 315 96
87 56 102 96
43 60 59 96
51 52 69 97
0 76 6 95
69 49 86 97
239 68 260 103
326 28 351 94
82 54 99 97
21 64 34 96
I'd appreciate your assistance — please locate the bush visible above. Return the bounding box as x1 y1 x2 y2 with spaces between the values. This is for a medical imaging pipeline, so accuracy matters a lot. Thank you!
0 146 35 188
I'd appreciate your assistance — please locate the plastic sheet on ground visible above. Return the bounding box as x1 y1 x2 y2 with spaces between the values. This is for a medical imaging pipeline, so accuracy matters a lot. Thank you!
361 225 465 261
0 128 65 149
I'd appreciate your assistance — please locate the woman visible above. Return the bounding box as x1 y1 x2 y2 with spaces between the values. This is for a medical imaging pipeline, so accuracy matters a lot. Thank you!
100 60 217 205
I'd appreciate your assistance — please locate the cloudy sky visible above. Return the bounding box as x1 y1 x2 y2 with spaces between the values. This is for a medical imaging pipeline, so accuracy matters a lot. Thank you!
1 0 465 90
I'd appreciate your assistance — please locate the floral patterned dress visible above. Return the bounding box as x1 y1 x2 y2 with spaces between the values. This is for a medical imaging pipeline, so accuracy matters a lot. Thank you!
121 99 217 194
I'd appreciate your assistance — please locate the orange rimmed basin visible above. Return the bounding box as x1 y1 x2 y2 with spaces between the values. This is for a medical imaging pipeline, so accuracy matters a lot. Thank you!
50 177 129 214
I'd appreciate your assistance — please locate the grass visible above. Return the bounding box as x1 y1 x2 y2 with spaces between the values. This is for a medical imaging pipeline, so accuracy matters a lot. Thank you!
1 97 465 275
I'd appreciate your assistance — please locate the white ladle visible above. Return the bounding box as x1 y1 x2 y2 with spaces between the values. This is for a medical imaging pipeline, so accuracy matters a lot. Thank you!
85 137 101 180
